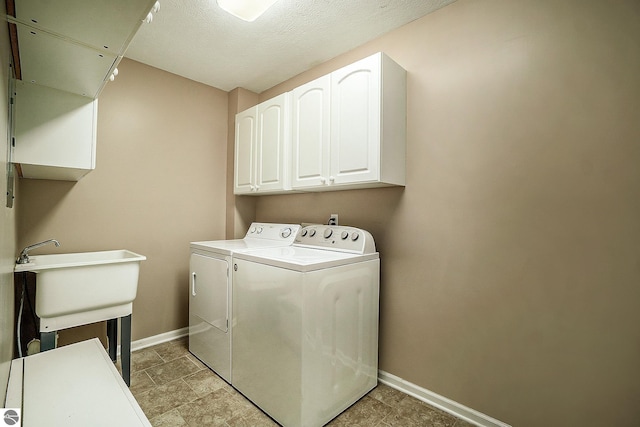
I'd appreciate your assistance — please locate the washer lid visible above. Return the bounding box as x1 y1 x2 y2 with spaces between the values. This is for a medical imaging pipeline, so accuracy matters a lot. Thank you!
190 238 294 255
190 223 301 255
232 246 379 272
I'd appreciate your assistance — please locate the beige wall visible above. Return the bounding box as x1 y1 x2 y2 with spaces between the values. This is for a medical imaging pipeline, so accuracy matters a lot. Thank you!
256 0 640 426
16 58 229 341
0 4 17 403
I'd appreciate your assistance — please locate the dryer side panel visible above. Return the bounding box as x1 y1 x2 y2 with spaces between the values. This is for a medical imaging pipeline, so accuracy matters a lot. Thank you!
302 259 380 426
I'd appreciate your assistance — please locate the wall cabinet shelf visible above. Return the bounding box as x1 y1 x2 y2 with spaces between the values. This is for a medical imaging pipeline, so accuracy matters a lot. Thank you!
235 52 406 196
8 0 157 98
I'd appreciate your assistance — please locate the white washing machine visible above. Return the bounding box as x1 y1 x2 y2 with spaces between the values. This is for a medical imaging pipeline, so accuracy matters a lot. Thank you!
231 225 380 427
189 222 300 383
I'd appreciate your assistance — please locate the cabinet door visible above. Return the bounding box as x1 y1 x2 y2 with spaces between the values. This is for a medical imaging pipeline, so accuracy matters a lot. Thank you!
234 107 257 194
291 76 331 189
190 254 229 333
256 93 290 193
330 54 381 185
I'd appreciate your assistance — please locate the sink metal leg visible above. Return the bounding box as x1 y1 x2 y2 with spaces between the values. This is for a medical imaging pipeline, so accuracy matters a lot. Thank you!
121 314 132 387
40 331 56 352
106 318 118 362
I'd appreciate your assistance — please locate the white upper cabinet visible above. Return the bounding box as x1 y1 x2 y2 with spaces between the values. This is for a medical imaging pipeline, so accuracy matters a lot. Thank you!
234 93 291 195
291 75 331 189
234 108 257 193
296 52 406 191
13 81 98 181
235 52 406 195
9 0 157 181
329 54 381 186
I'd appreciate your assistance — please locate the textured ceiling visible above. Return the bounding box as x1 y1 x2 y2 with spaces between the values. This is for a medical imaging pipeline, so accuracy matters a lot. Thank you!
125 0 457 93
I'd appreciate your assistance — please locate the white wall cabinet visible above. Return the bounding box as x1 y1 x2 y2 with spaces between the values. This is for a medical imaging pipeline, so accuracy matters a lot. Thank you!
8 0 157 181
12 81 98 181
291 75 331 189
327 52 406 190
237 52 406 195
234 93 291 195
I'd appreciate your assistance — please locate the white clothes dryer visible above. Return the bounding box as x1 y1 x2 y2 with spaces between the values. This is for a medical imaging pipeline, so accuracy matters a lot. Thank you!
189 223 300 383
231 225 380 427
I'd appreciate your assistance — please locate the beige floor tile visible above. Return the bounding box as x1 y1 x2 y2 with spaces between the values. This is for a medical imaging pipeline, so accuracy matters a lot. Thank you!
368 383 408 407
130 370 157 397
153 338 190 362
136 378 200 419
177 388 251 426
183 369 230 397
146 356 202 385
150 408 188 427
225 404 279 427
383 395 458 427
186 352 208 370
130 339 477 427
131 347 165 371
328 395 392 427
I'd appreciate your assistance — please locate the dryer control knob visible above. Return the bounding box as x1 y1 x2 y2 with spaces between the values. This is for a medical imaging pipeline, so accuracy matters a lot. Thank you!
281 228 292 238
257 227 263 234
301 229 308 237
324 228 333 238
250 226 256 233
309 229 317 237
351 232 359 241
341 231 349 240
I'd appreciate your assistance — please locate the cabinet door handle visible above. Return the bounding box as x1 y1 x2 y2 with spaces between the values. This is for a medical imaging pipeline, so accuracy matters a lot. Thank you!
329 176 335 183
320 177 326 184
191 272 197 296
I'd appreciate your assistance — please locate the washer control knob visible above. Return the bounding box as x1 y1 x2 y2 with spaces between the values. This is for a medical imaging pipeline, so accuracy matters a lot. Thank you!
351 232 359 241
324 228 333 238
257 227 263 234
281 227 292 238
309 229 317 237
250 226 256 233
301 229 308 237
341 231 349 240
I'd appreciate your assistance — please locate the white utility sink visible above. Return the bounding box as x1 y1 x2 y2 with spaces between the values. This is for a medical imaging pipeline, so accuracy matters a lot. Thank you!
15 250 146 332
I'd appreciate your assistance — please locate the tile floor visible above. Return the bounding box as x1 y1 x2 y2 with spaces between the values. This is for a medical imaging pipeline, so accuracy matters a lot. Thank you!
126 337 475 427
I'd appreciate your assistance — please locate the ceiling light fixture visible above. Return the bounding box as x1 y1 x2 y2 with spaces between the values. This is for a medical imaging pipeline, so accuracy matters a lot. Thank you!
217 0 279 22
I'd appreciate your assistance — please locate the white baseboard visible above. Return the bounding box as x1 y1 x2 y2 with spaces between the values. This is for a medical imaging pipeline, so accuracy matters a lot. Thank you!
117 326 189 355
377 370 511 427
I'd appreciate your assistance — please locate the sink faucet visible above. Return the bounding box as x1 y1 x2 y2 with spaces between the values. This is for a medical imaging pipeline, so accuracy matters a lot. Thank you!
16 239 61 264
